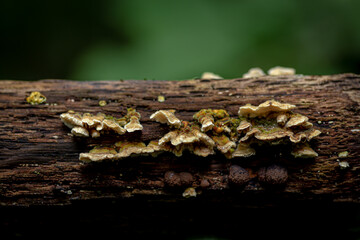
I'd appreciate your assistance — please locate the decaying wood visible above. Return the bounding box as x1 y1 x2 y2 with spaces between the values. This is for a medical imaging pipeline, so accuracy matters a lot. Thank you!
0 74 359 207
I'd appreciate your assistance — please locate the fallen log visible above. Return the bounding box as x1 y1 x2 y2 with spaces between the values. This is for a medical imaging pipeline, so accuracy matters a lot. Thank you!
0 74 359 208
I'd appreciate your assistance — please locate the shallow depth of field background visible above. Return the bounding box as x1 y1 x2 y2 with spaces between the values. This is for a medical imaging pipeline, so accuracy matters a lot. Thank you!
1 0 360 80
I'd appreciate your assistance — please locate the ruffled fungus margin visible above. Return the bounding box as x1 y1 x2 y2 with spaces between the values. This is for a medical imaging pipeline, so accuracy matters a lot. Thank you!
61 100 321 162
60 108 143 138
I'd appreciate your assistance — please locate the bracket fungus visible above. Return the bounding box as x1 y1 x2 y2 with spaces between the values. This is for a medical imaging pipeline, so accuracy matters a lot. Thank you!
232 143 256 158
158 123 216 157
61 111 125 137
237 100 321 158
211 135 236 158
291 144 319 158
147 100 320 160
150 110 181 128
60 108 143 137
242 67 266 78
182 187 197 198
239 100 296 118
63 100 320 164
79 141 160 162
124 116 143 132
267 66 296 76
201 72 223 80
193 109 230 133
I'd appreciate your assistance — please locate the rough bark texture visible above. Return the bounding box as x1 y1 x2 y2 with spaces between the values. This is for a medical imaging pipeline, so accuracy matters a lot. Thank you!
0 74 359 208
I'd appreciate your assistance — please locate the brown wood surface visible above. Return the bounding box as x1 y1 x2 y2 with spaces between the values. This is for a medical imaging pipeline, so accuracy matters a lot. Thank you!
0 74 359 207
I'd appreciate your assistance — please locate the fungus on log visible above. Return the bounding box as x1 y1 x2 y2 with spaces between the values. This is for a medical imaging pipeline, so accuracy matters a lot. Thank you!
0 73 359 208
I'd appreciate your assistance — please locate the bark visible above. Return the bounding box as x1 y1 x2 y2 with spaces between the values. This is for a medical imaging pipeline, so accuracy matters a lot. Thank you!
0 74 359 207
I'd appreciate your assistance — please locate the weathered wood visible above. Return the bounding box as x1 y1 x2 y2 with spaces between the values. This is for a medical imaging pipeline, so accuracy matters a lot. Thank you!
0 74 359 207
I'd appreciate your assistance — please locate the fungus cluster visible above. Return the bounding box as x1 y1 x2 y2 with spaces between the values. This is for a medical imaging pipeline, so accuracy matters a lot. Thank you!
150 110 216 157
60 100 320 163
146 100 320 159
60 108 142 138
243 66 295 78
237 100 321 158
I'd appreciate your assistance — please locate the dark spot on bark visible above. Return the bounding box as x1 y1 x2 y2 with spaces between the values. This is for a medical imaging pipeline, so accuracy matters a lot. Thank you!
258 164 288 185
228 165 250 186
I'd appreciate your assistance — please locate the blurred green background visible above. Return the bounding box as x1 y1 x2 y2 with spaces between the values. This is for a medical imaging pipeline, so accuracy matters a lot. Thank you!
1 0 360 80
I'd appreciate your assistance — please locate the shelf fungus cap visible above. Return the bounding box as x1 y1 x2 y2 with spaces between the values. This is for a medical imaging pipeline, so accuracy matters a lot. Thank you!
285 114 309 128
237 120 252 132
90 129 101 138
60 111 84 128
242 67 265 78
268 66 295 76
150 110 181 128
124 116 143 132
158 128 215 157
228 165 250 186
239 128 261 142
254 128 293 141
276 113 288 126
147 140 163 152
182 187 197 198
201 72 223 80
82 113 105 128
258 165 288 185
232 143 256 158
291 145 318 158
238 100 296 118
192 146 215 157
199 114 215 132
212 135 236 154
79 147 117 162
99 119 126 135
160 128 215 147
115 141 155 158
290 128 321 143
71 126 89 137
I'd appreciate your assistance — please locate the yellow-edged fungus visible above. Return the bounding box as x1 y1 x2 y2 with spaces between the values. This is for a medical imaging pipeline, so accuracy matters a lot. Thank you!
150 110 181 128
238 100 296 118
201 72 223 80
268 66 295 76
124 116 143 132
242 67 265 78
26 91 46 105
60 111 126 137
